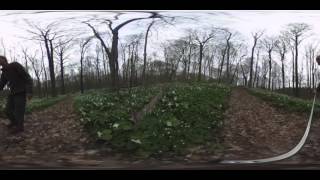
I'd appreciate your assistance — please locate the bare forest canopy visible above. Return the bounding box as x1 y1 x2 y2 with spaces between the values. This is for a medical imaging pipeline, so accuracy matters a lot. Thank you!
0 10 320 97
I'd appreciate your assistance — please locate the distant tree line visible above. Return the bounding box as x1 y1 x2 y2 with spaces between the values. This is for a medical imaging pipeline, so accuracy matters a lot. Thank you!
0 12 318 98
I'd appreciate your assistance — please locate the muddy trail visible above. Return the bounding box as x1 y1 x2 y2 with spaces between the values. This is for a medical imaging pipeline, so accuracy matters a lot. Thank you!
222 87 320 167
222 87 308 160
0 88 320 169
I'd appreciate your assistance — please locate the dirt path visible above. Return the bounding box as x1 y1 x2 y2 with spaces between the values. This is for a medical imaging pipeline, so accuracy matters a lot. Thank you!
281 107 320 164
222 87 309 160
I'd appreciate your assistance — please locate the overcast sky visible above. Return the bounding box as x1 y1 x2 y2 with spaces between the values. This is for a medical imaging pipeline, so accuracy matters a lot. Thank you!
1 10 320 50
0 10 320 74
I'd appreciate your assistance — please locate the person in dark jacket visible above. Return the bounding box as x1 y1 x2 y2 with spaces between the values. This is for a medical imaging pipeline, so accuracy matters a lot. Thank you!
0 55 33 134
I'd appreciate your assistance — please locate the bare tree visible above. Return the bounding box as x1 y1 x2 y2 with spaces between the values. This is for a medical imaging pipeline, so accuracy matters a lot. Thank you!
79 38 91 94
230 43 247 85
27 50 43 97
275 36 288 89
101 44 109 81
54 38 73 94
231 54 246 85
248 30 264 87
183 35 197 80
142 20 156 85
188 28 215 81
219 28 239 82
40 44 48 97
240 58 251 86
262 36 276 90
84 12 166 91
94 43 102 84
305 43 318 89
25 20 63 97
282 23 311 96
21 47 29 72
253 47 261 87
260 56 269 89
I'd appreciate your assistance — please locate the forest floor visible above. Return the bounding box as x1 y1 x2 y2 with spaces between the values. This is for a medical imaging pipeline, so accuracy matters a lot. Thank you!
1 88 320 169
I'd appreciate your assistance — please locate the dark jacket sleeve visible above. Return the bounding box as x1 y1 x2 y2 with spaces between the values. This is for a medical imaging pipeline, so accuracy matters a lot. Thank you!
15 63 33 94
0 72 7 91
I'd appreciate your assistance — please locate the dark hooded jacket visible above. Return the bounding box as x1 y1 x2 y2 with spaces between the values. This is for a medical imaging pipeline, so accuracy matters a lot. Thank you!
0 62 33 95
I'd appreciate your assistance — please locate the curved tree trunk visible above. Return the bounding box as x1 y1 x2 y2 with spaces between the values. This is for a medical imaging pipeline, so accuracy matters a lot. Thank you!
198 43 203 81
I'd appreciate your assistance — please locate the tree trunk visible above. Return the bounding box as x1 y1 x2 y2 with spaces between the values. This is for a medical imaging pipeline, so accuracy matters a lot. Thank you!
249 39 257 88
60 53 65 94
253 51 259 88
50 40 57 96
295 37 299 97
187 45 192 80
231 63 239 84
80 57 84 94
45 39 57 97
198 43 203 81
241 65 247 86
218 47 227 82
96 57 101 85
268 50 272 90
37 79 41 97
103 49 108 81
110 31 120 91
226 36 231 82
312 54 315 89
281 57 285 89
142 21 154 85
130 45 134 89
292 49 295 91
306 53 310 88
43 64 48 98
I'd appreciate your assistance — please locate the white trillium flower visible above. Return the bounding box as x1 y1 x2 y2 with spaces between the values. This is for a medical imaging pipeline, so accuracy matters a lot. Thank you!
113 123 119 128
97 131 102 137
131 139 142 144
166 121 173 127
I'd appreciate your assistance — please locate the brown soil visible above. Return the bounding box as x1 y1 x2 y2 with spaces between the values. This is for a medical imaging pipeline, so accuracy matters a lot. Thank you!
222 87 308 160
221 87 320 168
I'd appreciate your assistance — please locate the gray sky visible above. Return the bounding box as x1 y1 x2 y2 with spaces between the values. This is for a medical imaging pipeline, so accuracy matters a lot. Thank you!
0 10 320 77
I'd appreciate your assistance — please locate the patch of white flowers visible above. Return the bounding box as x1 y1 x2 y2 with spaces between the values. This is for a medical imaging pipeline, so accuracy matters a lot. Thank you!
97 131 102 137
113 123 119 128
131 139 142 144
106 102 114 106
